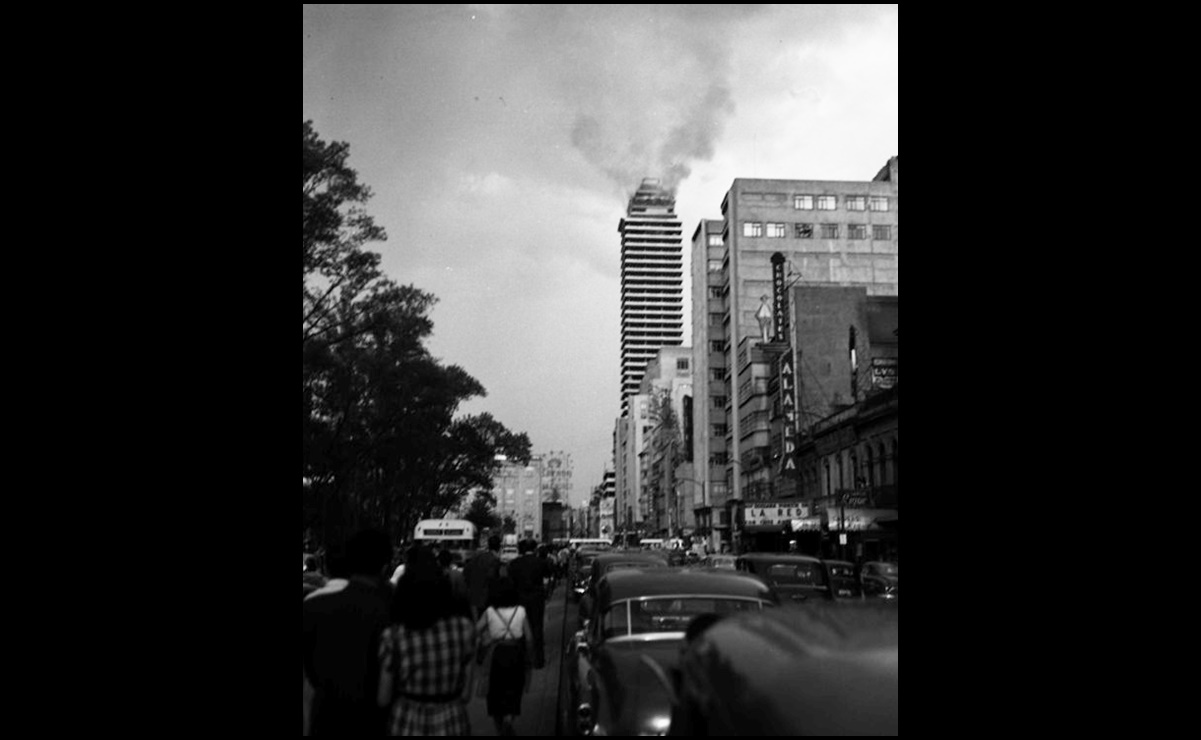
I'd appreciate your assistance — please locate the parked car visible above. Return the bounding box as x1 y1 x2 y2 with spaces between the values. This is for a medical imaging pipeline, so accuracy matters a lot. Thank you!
667 602 898 735
578 551 670 629
823 559 865 599
571 550 604 603
860 561 898 600
735 553 833 603
567 567 779 736
701 554 738 570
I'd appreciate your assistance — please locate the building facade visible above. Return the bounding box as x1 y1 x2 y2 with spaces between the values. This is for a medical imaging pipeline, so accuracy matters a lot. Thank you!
636 346 694 539
540 450 573 506
690 157 899 553
619 178 684 416
599 468 616 540
492 457 543 541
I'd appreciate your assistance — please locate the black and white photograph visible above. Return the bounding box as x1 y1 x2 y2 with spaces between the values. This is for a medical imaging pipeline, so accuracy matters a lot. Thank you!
303 4 898 735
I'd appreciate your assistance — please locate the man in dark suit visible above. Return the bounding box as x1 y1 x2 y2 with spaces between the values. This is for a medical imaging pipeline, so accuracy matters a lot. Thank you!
507 538 550 668
462 534 502 620
302 529 394 735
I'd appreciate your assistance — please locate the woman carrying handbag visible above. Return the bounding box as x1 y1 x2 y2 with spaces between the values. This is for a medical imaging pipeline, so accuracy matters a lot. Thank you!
475 576 534 736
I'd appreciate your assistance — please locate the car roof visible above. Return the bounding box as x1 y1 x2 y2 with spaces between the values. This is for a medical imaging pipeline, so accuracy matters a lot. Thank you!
824 560 854 567
597 567 777 604
593 551 668 566
737 552 824 564
683 604 897 734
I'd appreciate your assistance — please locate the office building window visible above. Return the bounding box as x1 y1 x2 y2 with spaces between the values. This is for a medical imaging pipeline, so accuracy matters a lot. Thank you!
708 234 724 246
848 224 867 240
845 196 866 211
873 225 891 240
821 223 839 239
869 196 889 211
766 223 786 238
712 395 727 408
707 259 723 273
743 222 763 237
817 195 836 210
708 287 724 299
795 223 813 238
710 340 724 352
709 312 724 327
676 358 690 371
712 424 728 437
794 195 813 210
710 368 724 381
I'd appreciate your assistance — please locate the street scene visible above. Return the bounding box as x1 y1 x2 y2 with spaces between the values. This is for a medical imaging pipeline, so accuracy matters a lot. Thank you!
304 5 898 736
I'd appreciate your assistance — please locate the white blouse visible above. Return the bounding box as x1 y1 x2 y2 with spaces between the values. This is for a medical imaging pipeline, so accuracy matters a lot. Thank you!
480 605 527 643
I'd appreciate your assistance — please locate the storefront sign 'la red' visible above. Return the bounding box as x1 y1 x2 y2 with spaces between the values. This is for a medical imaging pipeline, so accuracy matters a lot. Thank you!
745 502 809 526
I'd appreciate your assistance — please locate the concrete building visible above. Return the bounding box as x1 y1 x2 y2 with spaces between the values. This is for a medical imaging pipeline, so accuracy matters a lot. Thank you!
540 450 573 506
636 346 693 538
619 178 684 416
614 395 652 531
689 157 899 553
599 468 616 540
492 457 543 541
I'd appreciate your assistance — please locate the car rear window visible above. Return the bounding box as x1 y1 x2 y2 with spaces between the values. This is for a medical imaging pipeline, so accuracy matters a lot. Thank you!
630 598 764 634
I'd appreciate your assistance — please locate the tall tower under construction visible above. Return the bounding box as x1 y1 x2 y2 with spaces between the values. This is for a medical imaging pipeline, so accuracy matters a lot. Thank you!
618 178 684 416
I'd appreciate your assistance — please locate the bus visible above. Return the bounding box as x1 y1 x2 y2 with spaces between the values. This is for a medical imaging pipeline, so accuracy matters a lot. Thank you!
568 537 613 551
414 519 478 565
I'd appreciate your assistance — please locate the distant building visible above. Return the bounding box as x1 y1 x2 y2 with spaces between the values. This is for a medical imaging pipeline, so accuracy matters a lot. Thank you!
492 458 543 541
637 347 693 538
540 450 573 505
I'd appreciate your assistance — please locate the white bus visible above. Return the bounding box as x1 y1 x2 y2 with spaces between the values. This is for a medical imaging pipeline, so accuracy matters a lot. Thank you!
569 537 613 550
414 519 478 563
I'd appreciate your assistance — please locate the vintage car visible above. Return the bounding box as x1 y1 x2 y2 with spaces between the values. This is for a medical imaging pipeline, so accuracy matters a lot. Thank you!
567 568 779 736
571 549 606 603
578 551 670 628
666 601 898 735
734 553 834 603
861 561 898 600
824 559 866 599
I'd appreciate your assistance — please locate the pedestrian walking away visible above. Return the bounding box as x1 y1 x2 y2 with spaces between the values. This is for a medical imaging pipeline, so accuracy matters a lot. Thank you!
506 538 550 668
475 576 534 736
303 529 394 736
462 535 502 621
378 544 477 736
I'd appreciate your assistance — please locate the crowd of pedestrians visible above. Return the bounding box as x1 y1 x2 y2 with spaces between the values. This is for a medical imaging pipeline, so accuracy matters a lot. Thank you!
302 530 560 736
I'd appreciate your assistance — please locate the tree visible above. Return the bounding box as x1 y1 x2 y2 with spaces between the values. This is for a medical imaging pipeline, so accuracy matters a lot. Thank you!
302 121 532 550
304 119 392 352
463 492 501 534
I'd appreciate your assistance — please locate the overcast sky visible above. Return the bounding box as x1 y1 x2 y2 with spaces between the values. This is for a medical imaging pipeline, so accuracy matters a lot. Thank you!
303 4 898 508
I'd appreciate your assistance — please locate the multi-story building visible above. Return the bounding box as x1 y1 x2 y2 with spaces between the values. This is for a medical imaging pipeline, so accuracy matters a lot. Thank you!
539 450 573 505
599 468 616 540
614 395 652 532
619 178 684 416
689 219 731 552
492 457 543 541
637 347 693 538
690 157 898 553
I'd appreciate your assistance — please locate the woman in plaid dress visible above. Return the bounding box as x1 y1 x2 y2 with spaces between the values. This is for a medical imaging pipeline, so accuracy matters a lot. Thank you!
378 545 478 736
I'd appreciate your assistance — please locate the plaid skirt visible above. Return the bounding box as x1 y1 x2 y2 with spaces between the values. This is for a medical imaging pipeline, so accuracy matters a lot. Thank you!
387 696 470 736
